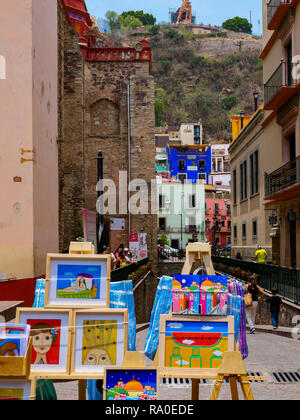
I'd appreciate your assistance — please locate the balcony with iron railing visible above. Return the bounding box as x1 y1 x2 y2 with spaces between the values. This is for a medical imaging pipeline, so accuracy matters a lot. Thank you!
267 0 298 30
265 155 300 200
264 61 298 110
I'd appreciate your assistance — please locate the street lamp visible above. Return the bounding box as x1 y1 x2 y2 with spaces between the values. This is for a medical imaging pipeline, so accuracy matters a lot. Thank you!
240 111 245 130
253 91 259 112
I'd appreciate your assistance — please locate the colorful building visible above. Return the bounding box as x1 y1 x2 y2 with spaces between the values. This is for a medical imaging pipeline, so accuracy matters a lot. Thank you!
167 145 212 184
205 198 231 248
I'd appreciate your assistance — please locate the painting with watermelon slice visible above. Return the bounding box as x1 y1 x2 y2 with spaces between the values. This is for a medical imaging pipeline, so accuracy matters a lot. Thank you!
164 320 231 370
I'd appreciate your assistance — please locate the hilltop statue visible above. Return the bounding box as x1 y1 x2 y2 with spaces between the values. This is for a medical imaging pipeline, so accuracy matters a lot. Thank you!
176 0 192 25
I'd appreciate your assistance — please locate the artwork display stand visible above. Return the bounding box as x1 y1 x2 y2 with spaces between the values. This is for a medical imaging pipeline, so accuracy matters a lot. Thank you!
0 338 36 400
210 351 257 400
162 242 263 401
22 242 125 400
182 243 216 277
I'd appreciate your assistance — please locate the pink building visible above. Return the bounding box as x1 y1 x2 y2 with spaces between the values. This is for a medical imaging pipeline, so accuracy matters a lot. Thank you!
0 0 59 305
205 198 231 248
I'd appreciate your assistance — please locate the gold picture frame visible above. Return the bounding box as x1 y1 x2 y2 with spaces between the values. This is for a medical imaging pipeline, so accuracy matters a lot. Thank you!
45 253 111 309
71 309 128 378
16 308 73 377
159 314 235 379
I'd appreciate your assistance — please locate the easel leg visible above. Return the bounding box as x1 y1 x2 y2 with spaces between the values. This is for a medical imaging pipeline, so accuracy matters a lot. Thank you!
229 376 239 400
239 375 255 401
78 380 87 401
210 375 223 400
191 379 200 400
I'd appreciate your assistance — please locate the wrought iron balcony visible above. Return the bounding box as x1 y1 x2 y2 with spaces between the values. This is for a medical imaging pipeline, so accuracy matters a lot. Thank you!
264 61 297 110
265 156 300 199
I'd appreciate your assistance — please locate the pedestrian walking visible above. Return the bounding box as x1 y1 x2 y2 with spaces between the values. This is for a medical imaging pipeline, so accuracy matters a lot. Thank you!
255 245 268 264
244 276 266 334
266 289 286 329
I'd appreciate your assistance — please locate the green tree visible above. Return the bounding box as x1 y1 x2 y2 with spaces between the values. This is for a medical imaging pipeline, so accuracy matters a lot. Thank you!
221 95 238 110
158 234 170 247
119 10 156 26
149 24 160 35
105 10 119 31
222 17 252 34
118 14 143 30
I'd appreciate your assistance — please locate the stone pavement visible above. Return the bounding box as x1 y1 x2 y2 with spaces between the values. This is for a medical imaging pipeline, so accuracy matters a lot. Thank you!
53 326 300 400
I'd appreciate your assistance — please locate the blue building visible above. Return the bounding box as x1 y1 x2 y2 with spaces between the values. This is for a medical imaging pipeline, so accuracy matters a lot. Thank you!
167 145 212 183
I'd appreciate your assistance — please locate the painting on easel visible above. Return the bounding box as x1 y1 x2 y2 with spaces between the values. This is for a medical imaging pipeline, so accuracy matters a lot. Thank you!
172 275 228 316
104 368 158 400
160 315 235 372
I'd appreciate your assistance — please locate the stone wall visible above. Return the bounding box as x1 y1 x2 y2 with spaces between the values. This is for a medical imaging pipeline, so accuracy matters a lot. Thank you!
58 7 157 267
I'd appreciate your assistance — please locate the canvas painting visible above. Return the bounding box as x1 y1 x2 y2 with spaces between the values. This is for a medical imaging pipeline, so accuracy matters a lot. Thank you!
73 310 127 375
105 369 158 401
0 380 32 401
172 275 228 316
16 309 71 374
46 254 110 308
164 319 231 370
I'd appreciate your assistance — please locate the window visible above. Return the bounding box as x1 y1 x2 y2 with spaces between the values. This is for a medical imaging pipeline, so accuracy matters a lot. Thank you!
250 149 259 196
189 194 196 209
198 174 206 181
233 224 237 241
233 168 237 205
227 221 231 232
199 160 206 171
215 203 220 215
240 159 248 201
178 174 186 183
159 218 166 232
159 194 166 209
188 217 197 232
226 204 231 216
178 160 185 171
252 218 258 239
242 222 247 240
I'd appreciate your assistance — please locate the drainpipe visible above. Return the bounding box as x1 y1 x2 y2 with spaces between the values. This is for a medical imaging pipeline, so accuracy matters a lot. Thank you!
127 81 131 243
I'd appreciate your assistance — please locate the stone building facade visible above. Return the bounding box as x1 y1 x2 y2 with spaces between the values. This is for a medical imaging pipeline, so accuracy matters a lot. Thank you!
58 0 157 268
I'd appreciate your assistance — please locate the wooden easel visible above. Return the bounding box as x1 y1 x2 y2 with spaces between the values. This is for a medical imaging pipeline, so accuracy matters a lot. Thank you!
181 243 215 400
179 243 262 400
182 243 215 276
210 352 256 400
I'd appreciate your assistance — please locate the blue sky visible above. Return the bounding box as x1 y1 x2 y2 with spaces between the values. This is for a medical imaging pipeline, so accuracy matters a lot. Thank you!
86 0 263 35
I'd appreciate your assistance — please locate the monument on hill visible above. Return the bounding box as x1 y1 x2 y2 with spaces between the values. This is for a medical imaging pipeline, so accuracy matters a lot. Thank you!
176 0 193 25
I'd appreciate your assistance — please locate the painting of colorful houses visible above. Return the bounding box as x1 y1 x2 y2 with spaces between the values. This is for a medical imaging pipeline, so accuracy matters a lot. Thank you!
105 369 157 400
172 275 228 316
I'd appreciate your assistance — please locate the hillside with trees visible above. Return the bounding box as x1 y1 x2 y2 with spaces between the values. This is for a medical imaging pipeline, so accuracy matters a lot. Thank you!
103 22 263 143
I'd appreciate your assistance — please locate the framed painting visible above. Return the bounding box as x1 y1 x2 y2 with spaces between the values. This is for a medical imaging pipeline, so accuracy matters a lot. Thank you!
16 308 72 375
71 309 128 377
0 380 34 401
159 314 235 378
104 368 158 401
172 275 228 316
45 254 111 308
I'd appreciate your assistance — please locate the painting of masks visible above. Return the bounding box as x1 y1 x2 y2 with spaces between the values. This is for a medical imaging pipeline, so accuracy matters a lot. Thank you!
82 320 117 366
